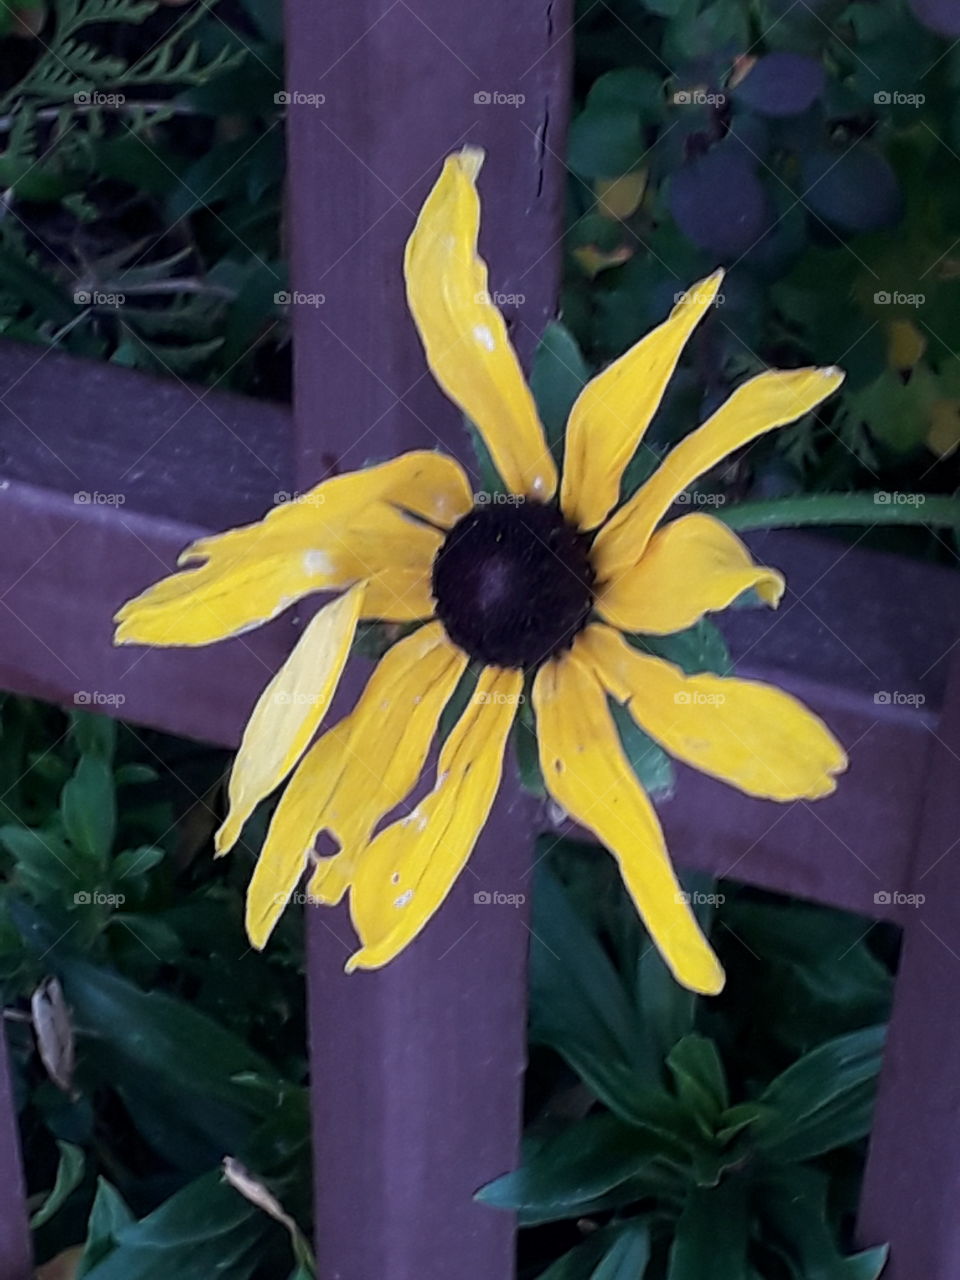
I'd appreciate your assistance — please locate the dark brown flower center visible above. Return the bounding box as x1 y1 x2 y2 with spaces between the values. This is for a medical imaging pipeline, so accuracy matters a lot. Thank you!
431 498 595 669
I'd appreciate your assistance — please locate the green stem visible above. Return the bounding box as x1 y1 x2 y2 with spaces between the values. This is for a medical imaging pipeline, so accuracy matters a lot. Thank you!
718 492 960 533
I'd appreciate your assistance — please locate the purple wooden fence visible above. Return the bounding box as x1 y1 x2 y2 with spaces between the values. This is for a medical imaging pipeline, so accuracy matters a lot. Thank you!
0 0 957 1276
281 1 569 1273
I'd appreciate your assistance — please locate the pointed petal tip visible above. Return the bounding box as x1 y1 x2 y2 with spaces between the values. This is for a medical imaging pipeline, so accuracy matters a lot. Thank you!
670 951 725 996
455 146 485 180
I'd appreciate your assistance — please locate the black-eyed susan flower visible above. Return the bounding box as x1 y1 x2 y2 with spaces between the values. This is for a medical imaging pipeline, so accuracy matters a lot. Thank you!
114 148 847 994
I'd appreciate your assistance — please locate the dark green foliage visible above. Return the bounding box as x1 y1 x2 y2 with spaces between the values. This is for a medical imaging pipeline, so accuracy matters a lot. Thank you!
562 0 960 522
480 850 895 1279
0 0 287 392
0 697 311 1277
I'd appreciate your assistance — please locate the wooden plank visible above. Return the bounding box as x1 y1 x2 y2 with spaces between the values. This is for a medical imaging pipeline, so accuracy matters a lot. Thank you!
0 1031 31 1280
283 0 572 1275
547 531 960 924
0 344 295 744
857 655 960 1277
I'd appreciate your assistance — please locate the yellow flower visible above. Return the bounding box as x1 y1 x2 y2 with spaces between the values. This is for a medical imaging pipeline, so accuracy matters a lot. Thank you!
113 149 847 994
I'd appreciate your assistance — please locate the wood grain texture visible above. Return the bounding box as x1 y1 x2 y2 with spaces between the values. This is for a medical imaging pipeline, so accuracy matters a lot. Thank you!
284 0 573 1275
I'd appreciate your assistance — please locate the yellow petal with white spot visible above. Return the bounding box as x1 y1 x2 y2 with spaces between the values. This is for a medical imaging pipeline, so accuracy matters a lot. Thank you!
114 452 470 645
405 149 556 500
533 648 723 995
561 271 723 531
244 623 466 949
596 512 784 635
580 623 847 801
347 665 521 970
594 366 845 578
216 583 364 855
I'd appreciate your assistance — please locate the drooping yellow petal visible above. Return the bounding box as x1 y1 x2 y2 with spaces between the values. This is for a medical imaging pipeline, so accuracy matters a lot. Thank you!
532 649 723 995
560 272 723 531
596 512 784 635
594 366 845 578
346 665 521 971
580 624 847 801
405 149 557 500
114 452 470 646
244 623 466 949
216 583 364 855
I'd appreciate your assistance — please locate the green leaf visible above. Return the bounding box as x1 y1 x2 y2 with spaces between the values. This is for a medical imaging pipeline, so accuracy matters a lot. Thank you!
514 694 546 797
70 711 117 762
1 825 77 899
719 493 960 532
112 845 165 881
58 959 287 1167
113 763 160 786
30 1140 85 1227
78 1178 135 1277
592 1221 651 1278
80 1171 270 1280
61 755 116 865
667 1035 729 1131
477 1112 683 1225
530 321 590 462
611 701 674 800
529 860 660 1116
569 106 645 180
630 620 731 677
667 1180 751 1279
751 1025 885 1163
760 1167 889 1279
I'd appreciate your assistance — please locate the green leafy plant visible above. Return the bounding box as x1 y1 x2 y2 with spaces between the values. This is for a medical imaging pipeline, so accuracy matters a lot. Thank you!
0 0 287 389
479 850 894 1278
563 0 960 524
0 697 313 1278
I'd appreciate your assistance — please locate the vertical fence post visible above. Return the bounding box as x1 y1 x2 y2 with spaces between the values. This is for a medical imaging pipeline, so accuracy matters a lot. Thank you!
0 1029 31 1280
857 652 960 1278
281 1 571 1275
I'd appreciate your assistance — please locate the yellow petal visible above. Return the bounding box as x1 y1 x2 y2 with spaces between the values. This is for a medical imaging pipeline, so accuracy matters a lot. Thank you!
560 272 723 531
405 149 557 500
114 452 469 646
532 649 723 995
244 622 466 948
579 623 847 801
594 366 846 578
347 665 521 970
216 583 364 855
596 512 784 635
